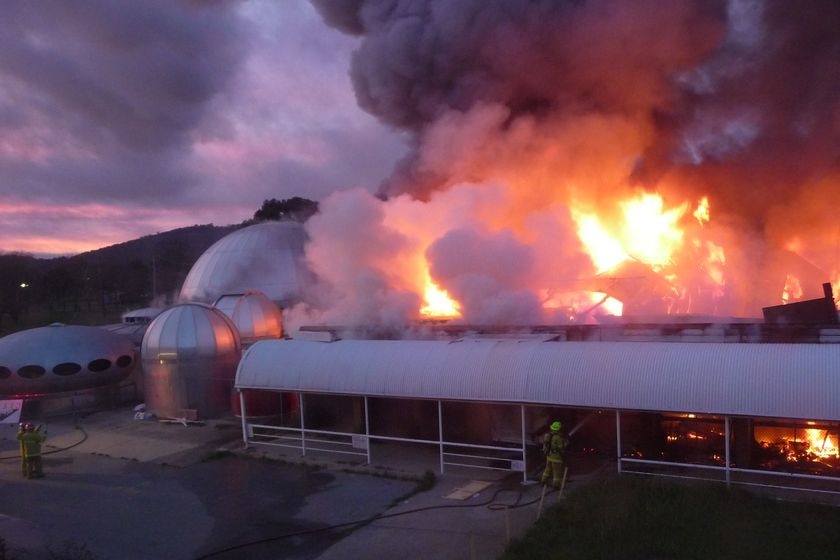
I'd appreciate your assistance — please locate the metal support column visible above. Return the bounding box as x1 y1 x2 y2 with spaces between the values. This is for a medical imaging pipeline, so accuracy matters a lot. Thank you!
438 400 445 474
238 389 248 447
300 392 306 457
364 396 371 465
725 416 731 486
616 410 622 474
520 404 527 483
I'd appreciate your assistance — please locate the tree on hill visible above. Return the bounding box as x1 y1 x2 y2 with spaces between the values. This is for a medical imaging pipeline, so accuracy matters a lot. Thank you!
254 197 318 222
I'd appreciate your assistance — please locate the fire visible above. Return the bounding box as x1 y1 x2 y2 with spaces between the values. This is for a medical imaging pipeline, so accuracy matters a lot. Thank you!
754 424 839 464
804 428 838 459
781 274 803 304
693 196 710 225
574 192 709 274
573 192 692 275
572 213 628 274
420 275 460 318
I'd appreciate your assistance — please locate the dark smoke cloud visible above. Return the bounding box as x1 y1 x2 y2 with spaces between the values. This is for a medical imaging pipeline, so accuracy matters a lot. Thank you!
313 0 838 225
0 0 245 203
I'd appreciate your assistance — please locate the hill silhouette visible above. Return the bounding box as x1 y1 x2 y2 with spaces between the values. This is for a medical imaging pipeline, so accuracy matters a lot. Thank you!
0 223 239 335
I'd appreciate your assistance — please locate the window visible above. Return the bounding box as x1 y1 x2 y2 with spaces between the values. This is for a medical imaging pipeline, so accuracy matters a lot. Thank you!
53 362 82 376
87 359 112 372
18 365 46 379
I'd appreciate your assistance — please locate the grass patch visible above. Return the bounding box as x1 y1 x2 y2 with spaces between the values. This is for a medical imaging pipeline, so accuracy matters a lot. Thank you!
503 476 840 560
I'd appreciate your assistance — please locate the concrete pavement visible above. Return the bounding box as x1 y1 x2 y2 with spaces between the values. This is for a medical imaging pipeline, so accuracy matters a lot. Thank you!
0 407 603 559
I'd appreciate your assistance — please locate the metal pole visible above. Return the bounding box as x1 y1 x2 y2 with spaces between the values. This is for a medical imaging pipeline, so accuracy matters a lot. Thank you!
238 389 248 447
616 410 622 475
300 392 306 457
364 396 371 465
438 400 445 475
520 404 527 483
725 416 731 487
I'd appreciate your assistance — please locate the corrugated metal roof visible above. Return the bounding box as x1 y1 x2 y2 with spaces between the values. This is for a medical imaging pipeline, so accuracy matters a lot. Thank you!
235 339 840 421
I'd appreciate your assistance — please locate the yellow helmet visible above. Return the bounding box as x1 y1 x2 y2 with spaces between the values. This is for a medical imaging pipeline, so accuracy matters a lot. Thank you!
550 421 561 432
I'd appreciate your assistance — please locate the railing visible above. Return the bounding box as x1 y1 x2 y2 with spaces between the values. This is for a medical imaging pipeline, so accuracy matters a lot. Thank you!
620 456 840 496
245 422 526 476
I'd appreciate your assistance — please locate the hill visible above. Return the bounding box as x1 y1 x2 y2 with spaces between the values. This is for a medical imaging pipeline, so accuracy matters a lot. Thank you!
0 223 240 335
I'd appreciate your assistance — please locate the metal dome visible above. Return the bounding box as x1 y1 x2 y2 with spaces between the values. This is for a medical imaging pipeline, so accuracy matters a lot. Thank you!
215 291 283 343
179 221 311 306
0 324 136 396
141 303 241 419
141 303 240 359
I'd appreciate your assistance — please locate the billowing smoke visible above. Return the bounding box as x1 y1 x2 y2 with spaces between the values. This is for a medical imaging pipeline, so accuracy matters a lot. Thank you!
299 0 840 327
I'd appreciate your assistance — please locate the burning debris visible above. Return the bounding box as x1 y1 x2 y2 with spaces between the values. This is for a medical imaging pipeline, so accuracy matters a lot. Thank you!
291 0 840 330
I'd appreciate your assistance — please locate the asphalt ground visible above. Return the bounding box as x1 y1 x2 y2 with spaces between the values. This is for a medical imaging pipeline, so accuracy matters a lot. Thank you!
0 408 597 559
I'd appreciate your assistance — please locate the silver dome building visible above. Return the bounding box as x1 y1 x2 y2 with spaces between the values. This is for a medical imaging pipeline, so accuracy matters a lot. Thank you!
141 304 241 419
179 221 311 306
0 324 136 397
215 291 284 345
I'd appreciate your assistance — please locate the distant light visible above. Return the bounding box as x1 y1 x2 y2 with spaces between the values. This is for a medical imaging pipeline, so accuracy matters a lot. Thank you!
19 283 28 288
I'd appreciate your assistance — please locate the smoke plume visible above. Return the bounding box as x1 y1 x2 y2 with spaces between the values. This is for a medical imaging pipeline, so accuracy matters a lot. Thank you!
302 0 840 327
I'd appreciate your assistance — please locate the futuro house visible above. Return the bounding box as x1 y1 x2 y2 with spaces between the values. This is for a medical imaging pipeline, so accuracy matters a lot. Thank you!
0 324 137 398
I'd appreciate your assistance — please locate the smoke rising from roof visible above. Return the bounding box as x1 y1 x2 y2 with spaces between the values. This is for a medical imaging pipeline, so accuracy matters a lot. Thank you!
300 0 840 327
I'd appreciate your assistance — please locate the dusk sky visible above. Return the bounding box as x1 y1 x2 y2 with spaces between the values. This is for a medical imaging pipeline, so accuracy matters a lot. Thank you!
2 0 838 326
1 1 406 257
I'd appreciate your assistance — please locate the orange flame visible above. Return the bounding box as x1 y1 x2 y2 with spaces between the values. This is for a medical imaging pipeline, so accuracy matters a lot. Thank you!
781 274 803 304
420 275 460 318
572 192 695 274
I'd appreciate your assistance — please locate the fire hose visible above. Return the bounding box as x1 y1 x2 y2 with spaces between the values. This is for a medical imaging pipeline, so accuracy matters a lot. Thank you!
193 483 566 560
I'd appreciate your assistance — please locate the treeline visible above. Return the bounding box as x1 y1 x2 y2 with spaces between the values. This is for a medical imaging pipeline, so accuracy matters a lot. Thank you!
0 224 237 334
0 197 318 335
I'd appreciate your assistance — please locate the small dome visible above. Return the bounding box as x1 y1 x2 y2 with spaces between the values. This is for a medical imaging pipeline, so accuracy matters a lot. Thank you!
179 221 311 306
141 304 241 419
226 291 284 342
141 303 240 359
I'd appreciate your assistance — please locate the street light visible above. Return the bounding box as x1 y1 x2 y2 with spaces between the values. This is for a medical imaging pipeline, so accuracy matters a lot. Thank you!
19 283 28 289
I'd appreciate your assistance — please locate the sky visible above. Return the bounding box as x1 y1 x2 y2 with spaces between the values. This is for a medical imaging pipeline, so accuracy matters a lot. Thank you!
0 1 406 257
2 0 839 325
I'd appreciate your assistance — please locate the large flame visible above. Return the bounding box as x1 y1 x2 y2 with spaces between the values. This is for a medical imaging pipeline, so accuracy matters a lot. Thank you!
420 275 460 318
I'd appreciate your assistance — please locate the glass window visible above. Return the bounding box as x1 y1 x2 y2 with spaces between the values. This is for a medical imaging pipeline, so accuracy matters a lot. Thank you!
87 359 112 372
18 365 46 379
53 362 82 376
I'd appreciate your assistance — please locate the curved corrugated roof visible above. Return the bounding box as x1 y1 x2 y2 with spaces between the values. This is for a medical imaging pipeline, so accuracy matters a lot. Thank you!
179 221 311 305
235 339 840 421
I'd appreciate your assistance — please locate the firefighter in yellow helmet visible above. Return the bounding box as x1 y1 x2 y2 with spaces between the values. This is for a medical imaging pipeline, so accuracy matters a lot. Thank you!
541 420 566 488
16 423 28 477
18 423 47 479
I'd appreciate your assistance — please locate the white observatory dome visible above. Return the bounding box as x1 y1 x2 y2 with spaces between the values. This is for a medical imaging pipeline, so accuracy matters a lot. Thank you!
179 221 310 306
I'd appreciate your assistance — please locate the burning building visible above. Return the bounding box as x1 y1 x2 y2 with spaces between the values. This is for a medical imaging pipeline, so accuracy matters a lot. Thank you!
226 1 840 494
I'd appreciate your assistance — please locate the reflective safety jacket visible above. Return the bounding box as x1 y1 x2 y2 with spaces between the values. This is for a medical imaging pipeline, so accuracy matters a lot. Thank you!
543 432 566 462
18 430 46 457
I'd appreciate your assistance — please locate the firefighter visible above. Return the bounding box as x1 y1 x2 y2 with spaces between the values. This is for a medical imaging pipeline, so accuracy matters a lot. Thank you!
19 423 47 479
541 420 566 488
16 423 28 477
